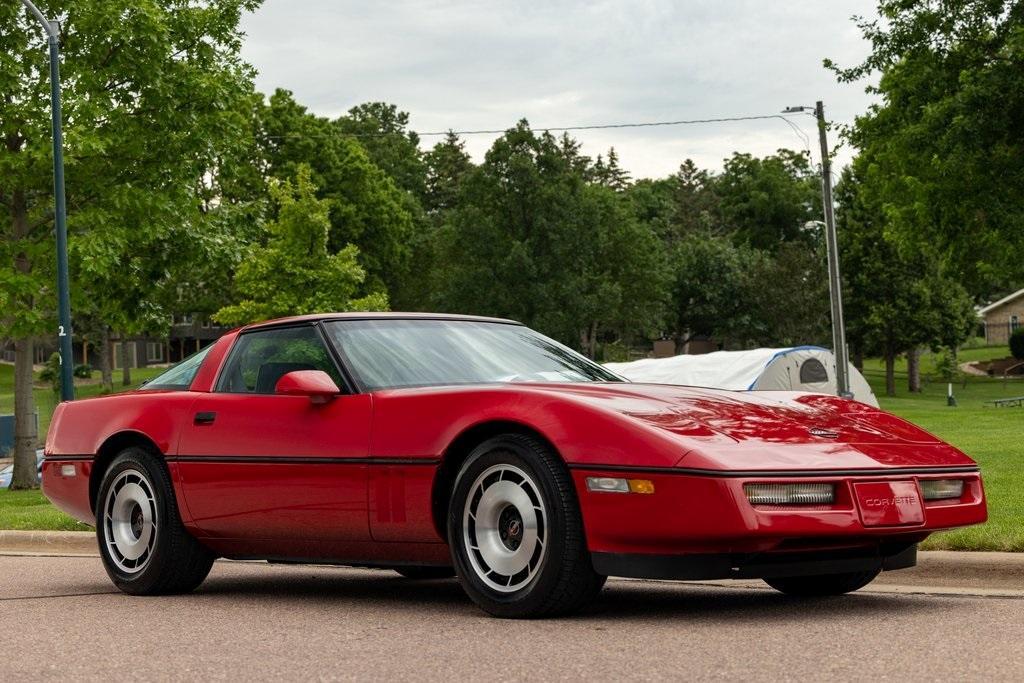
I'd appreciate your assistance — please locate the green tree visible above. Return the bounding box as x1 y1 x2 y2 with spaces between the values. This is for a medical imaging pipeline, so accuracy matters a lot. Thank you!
714 150 820 251
836 163 976 396
829 0 1024 298
335 102 427 199
745 241 830 347
429 121 667 355
668 232 756 350
257 90 414 295
394 132 476 311
215 166 386 326
423 131 474 214
592 148 631 191
1 0 260 489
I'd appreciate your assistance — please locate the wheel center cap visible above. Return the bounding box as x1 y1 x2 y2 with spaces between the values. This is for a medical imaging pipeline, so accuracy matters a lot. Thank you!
497 506 524 551
130 503 144 539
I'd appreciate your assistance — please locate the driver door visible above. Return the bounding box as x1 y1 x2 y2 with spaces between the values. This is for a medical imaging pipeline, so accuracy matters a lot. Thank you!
176 324 371 542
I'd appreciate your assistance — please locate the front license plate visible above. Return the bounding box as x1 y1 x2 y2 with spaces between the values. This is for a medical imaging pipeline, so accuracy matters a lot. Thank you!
854 481 924 527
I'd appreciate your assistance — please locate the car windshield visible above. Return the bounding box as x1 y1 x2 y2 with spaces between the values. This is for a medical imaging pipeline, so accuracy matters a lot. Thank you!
324 319 623 391
140 344 213 391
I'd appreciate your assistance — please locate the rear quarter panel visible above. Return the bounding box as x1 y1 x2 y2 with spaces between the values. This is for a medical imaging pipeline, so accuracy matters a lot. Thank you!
43 392 199 523
46 392 199 457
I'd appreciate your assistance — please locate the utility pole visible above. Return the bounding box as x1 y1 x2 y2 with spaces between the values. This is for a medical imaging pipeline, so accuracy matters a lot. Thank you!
21 0 74 401
783 100 852 398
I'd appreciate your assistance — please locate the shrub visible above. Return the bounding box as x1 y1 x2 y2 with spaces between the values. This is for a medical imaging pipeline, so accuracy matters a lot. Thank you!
960 336 988 350
933 348 961 383
73 364 92 379
1011 328 1024 360
39 353 62 394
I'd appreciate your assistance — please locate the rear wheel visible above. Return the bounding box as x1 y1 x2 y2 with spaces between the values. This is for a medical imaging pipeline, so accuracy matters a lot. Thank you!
392 566 456 580
448 434 605 618
763 569 881 596
96 448 214 595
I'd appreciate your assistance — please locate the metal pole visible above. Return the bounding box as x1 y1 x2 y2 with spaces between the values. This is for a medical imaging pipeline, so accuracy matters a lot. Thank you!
815 100 851 399
21 1 74 401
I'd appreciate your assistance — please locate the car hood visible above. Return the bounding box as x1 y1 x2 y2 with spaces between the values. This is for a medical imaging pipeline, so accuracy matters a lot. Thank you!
535 382 931 444
525 382 973 471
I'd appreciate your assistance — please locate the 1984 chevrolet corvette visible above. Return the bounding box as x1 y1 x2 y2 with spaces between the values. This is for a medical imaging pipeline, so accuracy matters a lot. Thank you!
43 313 987 617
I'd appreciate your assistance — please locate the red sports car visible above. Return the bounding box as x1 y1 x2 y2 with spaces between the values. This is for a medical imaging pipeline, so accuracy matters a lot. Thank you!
43 313 986 617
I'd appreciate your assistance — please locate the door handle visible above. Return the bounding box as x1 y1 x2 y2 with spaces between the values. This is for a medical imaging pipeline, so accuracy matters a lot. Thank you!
194 411 217 426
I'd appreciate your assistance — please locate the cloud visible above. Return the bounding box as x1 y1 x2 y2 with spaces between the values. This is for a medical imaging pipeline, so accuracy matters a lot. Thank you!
241 0 877 178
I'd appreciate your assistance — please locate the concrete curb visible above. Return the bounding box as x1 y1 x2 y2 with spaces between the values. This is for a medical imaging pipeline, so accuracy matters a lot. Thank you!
876 549 1024 591
0 530 97 556
1 531 1022 591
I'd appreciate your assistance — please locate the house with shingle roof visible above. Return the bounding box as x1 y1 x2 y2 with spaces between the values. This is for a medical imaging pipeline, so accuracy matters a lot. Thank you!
979 288 1024 345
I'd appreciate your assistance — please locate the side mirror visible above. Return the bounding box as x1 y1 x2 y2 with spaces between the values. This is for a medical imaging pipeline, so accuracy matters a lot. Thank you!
274 370 340 404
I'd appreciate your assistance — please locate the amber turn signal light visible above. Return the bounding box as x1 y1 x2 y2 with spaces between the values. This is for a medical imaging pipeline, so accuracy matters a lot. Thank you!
586 477 655 494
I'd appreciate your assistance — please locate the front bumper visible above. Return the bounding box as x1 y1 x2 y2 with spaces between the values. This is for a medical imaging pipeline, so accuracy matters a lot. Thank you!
571 466 986 557
592 542 918 581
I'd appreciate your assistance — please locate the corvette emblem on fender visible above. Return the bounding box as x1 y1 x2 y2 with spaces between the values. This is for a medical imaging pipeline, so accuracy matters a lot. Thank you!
809 427 839 439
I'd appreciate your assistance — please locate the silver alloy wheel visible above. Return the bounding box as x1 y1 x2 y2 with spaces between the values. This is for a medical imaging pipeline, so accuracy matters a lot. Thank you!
103 468 158 574
462 463 547 593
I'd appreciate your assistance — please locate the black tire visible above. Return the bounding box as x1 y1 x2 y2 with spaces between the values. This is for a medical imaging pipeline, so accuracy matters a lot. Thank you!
763 569 881 596
96 447 215 595
392 566 456 580
447 433 606 618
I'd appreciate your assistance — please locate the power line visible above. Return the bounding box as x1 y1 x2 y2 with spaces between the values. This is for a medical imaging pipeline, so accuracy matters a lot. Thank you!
416 114 807 137
260 111 819 170
262 113 812 144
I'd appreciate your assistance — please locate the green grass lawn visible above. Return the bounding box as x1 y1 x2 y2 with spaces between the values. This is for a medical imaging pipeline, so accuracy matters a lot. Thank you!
1 348 1021 550
0 489 90 531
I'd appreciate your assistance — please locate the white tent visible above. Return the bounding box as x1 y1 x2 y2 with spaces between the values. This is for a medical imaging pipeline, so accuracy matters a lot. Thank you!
605 346 879 407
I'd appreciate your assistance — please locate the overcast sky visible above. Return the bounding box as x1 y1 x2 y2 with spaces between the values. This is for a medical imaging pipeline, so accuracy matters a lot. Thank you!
240 1 879 179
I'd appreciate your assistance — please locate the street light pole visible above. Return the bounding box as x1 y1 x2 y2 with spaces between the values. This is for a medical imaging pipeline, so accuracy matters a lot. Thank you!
21 0 74 402
784 101 852 399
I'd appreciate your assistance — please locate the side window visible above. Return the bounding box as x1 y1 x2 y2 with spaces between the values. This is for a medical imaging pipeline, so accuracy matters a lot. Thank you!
141 344 212 391
216 326 342 394
799 357 829 384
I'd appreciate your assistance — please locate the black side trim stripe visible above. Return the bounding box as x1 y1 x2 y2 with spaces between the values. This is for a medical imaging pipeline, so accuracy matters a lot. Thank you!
42 455 93 462
567 463 981 478
166 455 441 466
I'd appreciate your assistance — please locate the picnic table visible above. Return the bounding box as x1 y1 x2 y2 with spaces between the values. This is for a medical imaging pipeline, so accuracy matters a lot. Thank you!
985 396 1024 407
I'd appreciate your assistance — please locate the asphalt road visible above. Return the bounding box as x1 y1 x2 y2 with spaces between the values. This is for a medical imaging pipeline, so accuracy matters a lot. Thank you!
2 555 1023 681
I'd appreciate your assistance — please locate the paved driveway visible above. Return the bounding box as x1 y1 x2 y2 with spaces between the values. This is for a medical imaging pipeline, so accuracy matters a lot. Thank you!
2 555 1022 680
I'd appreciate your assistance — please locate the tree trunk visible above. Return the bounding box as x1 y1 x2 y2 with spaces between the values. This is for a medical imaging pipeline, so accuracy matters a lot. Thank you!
852 347 864 371
11 338 39 489
884 349 896 397
907 348 921 393
120 335 132 386
99 326 113 391
673 332 691 355
10 189 39 489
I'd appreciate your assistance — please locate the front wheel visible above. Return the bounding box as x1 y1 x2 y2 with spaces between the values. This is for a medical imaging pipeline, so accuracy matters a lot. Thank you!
96 448 215 595
763 569 881 596
448 434 605 618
